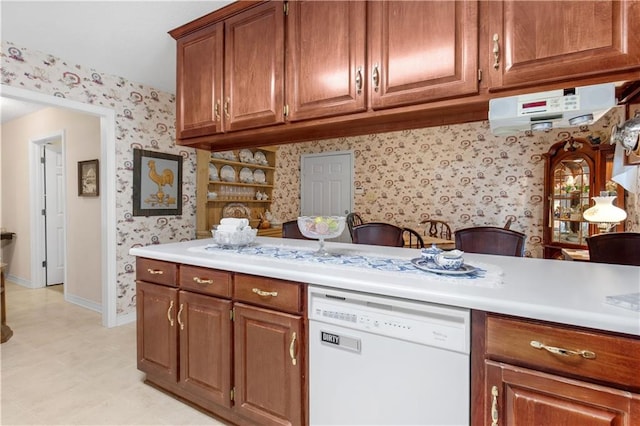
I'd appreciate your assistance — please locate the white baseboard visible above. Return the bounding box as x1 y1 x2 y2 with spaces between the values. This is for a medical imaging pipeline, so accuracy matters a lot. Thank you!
116 311 136 326
6 274 35 288
65 293 102 313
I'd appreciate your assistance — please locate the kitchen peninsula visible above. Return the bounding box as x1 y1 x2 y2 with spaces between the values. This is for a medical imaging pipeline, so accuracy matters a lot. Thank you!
131 238 640 425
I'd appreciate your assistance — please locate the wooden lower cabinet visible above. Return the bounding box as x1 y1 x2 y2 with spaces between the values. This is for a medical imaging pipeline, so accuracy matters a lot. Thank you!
472 311 640 425
485 361 639 425
233 303 304 426
136 261 306 425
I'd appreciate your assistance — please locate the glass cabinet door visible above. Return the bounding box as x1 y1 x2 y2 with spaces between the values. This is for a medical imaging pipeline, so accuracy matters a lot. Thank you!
550 157 591 245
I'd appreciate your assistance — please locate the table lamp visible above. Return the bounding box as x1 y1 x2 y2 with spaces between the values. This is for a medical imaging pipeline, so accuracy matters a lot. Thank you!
583 194 627 233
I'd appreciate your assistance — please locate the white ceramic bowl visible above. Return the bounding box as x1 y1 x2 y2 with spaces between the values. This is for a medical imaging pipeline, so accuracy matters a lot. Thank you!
434 250 464 270
297 216 346 240
211 227 257 247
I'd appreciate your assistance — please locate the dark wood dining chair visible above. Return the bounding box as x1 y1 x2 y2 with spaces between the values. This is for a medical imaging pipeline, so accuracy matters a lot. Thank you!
346 212 365 239
454 226 526 257
282 220 311 240
352 222 404 247
403 228 425 248
586 232 640 266
419 219 452 240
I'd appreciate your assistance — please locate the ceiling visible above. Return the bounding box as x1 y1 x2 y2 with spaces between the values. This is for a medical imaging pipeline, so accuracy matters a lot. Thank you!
1 0 233 123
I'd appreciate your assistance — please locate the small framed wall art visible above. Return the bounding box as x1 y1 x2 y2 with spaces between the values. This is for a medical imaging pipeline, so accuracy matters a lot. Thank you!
132 149 183 216
78 159 99 197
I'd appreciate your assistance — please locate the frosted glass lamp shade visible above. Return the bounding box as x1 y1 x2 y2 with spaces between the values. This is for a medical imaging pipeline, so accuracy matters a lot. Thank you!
583 196 627 224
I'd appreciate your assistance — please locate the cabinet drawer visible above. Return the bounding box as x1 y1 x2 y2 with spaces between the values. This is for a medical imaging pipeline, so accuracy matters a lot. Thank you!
234 274 303 314
180 265 232 298
486 315 640 390
136 258 177 287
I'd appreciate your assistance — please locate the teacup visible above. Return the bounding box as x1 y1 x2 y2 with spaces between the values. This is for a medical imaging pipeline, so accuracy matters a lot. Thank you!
434 250 464 270
421 244 443 262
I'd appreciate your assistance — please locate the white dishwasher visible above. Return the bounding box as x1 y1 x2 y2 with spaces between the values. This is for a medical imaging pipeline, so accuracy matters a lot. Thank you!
308 285 470 426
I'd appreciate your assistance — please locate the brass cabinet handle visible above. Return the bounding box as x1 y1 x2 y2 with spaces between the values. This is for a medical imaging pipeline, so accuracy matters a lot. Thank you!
177 303 185 330
224 97 230 119
355 66 363 95
252 288 278 297
147 268 164 275
492 33 500 70
289 332 297 366
214 99 221 121
193 277 214 285
530 340 596 359
490 385 499 426
372 63 380 92
167 300 174 327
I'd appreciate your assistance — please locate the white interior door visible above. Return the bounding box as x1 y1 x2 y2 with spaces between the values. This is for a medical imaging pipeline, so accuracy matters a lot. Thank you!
44 143 65 286
301 151 353 242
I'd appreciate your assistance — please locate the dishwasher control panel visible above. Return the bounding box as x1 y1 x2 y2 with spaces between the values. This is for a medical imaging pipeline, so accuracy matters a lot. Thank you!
309 286 470 354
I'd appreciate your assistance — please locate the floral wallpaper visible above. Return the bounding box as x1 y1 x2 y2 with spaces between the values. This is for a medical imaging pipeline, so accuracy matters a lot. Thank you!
3 40 638 318
271 107 638 258
1 41 196 317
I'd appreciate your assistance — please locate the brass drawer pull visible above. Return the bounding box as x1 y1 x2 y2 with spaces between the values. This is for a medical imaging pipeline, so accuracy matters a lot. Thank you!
147 268 164 275
177 303 185 330
492 33 500 70
289 332 297 366
193 277 214 285
167 300 174 327
252 288 278 297
530 340 596 359
490 385 498 426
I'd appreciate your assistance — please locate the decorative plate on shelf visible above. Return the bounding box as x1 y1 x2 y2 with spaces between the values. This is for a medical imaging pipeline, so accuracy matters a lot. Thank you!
239 149 254 163
213 151 236 161
209 163 219 181
222 203 252 219
239 167 254 183
254 150 268 165
253 169 266 184
220 165 236 182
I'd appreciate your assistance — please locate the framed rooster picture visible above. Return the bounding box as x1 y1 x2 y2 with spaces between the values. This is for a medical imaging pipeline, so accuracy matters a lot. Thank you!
132 149 183 216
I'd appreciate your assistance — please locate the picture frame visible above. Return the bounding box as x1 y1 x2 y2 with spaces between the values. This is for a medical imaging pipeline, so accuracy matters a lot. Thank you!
78 159 99 197
132 149 183 216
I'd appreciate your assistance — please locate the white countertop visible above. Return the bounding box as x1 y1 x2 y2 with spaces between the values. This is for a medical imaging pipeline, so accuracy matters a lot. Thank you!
130 237 640 336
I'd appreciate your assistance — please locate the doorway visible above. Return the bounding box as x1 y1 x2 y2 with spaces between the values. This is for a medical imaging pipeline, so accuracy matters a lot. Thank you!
3 84 118 327
42 139 66 286
300 150 354 242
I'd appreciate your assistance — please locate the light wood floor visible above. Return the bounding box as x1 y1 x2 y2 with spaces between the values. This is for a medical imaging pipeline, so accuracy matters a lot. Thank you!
1 280 225 425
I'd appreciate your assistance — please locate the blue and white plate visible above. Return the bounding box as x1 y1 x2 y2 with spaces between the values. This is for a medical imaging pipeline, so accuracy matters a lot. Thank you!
410 258 478 275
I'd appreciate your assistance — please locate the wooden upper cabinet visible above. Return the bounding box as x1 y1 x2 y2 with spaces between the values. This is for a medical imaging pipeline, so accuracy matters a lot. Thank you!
224 1 285 132
176 23 224 139
368 0 479 110
487 0 640 90
286 1 367 121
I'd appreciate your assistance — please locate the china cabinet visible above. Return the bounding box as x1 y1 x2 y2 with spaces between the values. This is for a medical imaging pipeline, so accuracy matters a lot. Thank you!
542 137 623 259
195 147 277 239
471 312 640 426
484 0 640 91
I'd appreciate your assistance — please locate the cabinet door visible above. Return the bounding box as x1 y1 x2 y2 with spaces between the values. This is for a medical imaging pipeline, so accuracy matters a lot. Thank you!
233 303 303 426
224 1 285 132
368 0 479 110
487 1 640 90
286 1 366 121
178 291 233 409
485 361 639 426
176 23 224 139
136 281 179 381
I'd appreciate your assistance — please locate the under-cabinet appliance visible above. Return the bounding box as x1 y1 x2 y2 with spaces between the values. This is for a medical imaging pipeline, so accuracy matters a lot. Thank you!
489 83 615 135
308 286 470 425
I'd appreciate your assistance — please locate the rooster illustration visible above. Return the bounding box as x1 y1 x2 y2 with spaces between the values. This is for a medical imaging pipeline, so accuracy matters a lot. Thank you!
147 160 174 204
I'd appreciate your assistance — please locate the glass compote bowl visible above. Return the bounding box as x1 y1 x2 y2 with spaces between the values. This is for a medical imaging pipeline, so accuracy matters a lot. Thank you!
297 216 346 256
